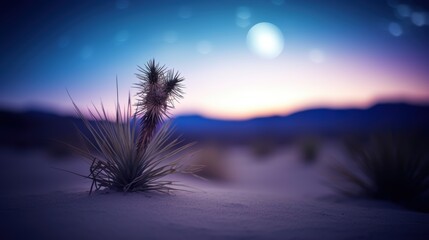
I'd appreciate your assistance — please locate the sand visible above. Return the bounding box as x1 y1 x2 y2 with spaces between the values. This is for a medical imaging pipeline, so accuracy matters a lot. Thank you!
0 147 428 240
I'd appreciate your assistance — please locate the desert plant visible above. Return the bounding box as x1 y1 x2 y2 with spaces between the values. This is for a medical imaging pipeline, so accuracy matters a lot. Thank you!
135 59 183 153
192 144 231 181
331 133 429 212
249 139 277 159
299 137 320 164
68 60 197 194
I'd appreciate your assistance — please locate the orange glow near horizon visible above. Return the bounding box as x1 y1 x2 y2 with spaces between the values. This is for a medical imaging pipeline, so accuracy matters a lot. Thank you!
168 51 429 120
4 49 428 121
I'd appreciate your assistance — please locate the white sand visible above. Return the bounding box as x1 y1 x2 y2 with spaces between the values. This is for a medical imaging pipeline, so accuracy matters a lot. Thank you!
0 147 428 240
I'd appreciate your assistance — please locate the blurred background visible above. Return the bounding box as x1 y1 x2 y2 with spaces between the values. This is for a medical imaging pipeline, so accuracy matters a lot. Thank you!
1 0 429 117
1 0 429 206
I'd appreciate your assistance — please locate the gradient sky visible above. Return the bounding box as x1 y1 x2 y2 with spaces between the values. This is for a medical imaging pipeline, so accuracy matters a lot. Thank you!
1 0 429 119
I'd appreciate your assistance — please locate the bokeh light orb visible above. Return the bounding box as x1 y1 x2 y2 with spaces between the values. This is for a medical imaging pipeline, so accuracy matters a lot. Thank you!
236 18 251 28
388 22 403 37
196 41 212 55
411 12 426 27
395 4 411 18
309 49 325 63
115 30 129 43
237 6 251 19
178 6 192 19
247 22 284 59
163 31 178 43
80 46 93 59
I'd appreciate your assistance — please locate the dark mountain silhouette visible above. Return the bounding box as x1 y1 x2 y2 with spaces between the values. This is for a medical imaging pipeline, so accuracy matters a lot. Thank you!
173 102 429 143
1 102 429 153
0 108 97 156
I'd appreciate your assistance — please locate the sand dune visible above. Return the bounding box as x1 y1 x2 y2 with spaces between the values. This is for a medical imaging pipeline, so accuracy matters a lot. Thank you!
0 148 428 240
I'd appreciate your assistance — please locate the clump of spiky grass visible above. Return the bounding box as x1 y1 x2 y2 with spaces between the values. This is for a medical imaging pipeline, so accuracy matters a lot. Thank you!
331 134 429 212
69 60 197 194
299 137 320 164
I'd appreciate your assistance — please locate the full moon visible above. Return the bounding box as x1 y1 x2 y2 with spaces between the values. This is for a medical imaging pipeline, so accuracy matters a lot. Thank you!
247 22 284 59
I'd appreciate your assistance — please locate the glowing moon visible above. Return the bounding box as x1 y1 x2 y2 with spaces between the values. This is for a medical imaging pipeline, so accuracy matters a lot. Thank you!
247 22 284 59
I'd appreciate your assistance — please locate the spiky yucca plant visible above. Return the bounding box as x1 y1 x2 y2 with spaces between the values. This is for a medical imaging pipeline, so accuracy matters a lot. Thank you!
331 134 429 212
69 60 196 194
135 59 184 153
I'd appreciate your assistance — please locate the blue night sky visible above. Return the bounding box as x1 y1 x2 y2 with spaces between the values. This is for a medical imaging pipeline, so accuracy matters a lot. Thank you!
1 0 429 119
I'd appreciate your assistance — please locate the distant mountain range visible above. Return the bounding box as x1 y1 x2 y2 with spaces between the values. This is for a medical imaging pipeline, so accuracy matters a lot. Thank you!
1 102 429 152
173 102 429 142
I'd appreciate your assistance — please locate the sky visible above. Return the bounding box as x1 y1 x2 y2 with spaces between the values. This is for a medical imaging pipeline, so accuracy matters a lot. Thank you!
1 0 429 119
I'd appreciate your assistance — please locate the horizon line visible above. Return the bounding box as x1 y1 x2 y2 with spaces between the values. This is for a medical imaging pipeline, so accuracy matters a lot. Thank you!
1 98 429 121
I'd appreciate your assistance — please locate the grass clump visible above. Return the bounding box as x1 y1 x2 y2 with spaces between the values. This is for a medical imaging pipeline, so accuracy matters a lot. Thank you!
193 144 231 182
69 59 197 194
332 133 429 212
299 137 320 164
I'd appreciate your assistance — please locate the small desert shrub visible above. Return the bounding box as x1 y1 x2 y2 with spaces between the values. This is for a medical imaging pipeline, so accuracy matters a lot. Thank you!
249 139 277 159
332 133 429 212
69 60 197 194
193 144 230 181
299 137 320 164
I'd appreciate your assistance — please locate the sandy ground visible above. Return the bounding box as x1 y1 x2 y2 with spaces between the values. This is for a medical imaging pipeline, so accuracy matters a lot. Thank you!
0 146 428 240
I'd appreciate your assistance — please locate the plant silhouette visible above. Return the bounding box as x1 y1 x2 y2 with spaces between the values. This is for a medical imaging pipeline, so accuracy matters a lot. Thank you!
68 59 197 194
